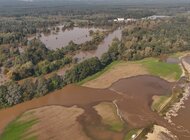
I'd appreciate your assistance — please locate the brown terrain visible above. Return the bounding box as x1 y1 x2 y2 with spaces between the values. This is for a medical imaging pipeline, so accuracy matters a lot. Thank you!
20 106 90 140
0 75 180 140
2 55 190 140
83 62 148 89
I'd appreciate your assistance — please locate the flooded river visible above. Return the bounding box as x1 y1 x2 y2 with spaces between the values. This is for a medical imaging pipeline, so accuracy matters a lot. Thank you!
170 56 190 140
29 26 122 62
38 26 102 49
74 28 122 61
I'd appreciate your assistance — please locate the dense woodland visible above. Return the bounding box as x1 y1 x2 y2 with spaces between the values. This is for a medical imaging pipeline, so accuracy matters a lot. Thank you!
120 16 190 60
1 3 190 108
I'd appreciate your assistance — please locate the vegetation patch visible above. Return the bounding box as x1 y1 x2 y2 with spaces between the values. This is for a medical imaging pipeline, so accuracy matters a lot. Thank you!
124 129 140 140
83 57 182 89
151 88 184 115
94 102 124 132
0 116 38 140
139 58 182 81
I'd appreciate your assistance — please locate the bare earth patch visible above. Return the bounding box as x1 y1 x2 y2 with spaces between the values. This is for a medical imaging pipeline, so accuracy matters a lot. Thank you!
21 105 90 140
146 125 177 140
83 62 148 89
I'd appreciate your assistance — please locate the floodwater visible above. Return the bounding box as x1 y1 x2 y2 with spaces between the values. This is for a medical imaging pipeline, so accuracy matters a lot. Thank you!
166 57 180 64
0 75 176 139
29 26 122 61
38 26 102 50
170 56 190 140
110 75 174 129
74 28 122 61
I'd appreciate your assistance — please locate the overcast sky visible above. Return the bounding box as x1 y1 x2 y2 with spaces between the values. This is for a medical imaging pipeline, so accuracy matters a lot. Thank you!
1 0 190 5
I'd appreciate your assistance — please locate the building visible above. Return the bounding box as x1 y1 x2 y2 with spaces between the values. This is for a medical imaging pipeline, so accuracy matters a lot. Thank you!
117 18 125 22
114 18 125 22
125 18 137 23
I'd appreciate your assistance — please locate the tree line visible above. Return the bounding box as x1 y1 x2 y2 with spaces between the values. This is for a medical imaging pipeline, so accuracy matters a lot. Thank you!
1 15 190 108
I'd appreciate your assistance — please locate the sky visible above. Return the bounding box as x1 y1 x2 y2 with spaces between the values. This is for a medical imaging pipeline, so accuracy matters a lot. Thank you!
1 0 190 5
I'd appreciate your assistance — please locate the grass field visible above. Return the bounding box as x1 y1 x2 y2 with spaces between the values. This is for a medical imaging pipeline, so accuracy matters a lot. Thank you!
82 57 182 89
139 58 182 81
124 129 140 140
94 102 124 132
0 116 38 140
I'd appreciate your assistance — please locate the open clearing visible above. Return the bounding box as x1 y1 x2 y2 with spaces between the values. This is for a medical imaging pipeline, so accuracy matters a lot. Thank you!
83 58 182 89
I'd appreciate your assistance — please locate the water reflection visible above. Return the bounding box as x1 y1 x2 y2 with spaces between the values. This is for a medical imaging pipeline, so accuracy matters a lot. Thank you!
30 26 103 50
74 28 122 62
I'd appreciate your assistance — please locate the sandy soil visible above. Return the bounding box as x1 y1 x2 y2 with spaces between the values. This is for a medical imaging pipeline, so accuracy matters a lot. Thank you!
146 125 177 140
83 62 148 89
21 105 90 140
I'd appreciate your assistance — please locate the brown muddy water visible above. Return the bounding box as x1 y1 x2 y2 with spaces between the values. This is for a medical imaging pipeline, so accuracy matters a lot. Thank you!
38 26 102 50
170 56 190 140
0 75 178 140
166 57 180 64
29 26 122 62
74 28 122 61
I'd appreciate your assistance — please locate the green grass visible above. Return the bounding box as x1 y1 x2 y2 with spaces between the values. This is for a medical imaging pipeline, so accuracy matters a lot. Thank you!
151 88 184 115
0 116 38 140
78 57 182 86
124 129 140 140
108 122 124 132
139 58 182 80
78 61 122 85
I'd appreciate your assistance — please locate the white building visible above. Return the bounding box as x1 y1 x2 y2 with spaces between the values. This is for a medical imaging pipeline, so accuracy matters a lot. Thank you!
125 18 137 23
114 18 125 22
117 18 125 22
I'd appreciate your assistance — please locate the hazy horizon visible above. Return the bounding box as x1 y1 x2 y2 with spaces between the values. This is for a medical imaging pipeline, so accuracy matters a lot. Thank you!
1 0 190 5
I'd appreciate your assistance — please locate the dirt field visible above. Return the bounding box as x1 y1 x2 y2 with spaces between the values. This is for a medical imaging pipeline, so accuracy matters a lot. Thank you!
20 105 90 140
83 62 148 89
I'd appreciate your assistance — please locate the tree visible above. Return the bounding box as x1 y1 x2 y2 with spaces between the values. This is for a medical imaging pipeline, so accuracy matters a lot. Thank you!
5 82 23 106
35 76 49 97
100 52 112 66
